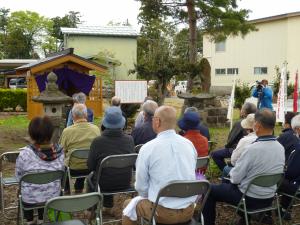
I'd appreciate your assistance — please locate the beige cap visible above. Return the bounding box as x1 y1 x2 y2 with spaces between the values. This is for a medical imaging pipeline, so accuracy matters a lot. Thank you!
241 113 255 129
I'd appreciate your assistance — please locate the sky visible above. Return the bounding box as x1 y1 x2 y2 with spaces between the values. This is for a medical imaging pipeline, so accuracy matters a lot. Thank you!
2 0 300 29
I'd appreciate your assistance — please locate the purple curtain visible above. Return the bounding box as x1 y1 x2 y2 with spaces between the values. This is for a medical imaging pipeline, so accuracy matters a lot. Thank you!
35 67 96 96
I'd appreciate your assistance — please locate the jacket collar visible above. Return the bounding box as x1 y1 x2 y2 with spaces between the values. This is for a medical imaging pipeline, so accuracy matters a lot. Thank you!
102 129 123 137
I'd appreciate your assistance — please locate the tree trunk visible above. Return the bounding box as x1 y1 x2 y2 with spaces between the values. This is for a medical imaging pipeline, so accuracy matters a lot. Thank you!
157 78 168 105
186 0 197 92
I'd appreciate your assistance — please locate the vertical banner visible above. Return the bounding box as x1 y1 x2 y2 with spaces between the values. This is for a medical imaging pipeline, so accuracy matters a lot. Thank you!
227 77 236 130
293 71 298 113
276 64 287 123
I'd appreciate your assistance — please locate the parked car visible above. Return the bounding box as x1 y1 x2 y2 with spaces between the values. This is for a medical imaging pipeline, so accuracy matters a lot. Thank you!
9 78 27 89
175 81 187 94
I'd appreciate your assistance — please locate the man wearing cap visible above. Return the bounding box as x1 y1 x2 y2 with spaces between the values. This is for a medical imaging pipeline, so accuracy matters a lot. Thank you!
178 111 208 157
87 106 134 210
222 114 257 177
131 100 158 145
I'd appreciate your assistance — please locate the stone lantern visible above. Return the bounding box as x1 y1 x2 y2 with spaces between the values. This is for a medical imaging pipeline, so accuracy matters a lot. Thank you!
32 72 72 143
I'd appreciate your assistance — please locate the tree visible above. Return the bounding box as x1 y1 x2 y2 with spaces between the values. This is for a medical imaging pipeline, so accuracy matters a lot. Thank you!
137 0 255 92
5 10 53 58
50 11 81 49
131 20 178 105
0 8 10 58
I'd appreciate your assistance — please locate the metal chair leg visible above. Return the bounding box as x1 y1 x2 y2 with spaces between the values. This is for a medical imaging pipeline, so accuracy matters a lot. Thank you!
242 198 249 225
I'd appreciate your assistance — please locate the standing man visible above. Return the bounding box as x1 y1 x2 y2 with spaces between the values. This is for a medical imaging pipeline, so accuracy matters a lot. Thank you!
252 79 273 110
203 109 285 225
211 102 257 172
122 106 197 225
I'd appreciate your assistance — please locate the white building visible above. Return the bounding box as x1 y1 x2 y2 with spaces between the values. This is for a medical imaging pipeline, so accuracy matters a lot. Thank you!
203 12 300 93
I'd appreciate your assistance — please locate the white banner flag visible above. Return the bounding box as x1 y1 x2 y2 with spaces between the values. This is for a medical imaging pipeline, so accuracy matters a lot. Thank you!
276 66 286 122
227 78 236 130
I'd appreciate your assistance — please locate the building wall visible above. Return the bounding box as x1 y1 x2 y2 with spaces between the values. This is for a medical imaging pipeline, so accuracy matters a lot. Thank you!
203 17 300 88
65 35 137 80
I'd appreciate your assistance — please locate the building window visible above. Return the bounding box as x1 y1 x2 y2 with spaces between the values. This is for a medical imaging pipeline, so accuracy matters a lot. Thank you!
215 68 226 75
215 41 226 52
254 67 268 75
227 68 239 75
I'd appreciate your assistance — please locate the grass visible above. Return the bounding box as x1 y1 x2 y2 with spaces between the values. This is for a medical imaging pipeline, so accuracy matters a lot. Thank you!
0 115 29 129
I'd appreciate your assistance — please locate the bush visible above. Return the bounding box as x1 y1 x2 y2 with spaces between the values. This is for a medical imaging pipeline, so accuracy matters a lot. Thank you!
0 89 27 111
234 83 251 109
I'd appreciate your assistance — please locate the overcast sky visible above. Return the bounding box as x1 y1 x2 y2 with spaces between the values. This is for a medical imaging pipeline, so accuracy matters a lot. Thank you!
2 0 300 29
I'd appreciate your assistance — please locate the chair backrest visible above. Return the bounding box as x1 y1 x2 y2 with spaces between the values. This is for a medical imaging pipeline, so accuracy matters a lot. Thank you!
95 153 138 190
43 192 102 222
68 149 90 164
19 170 65 192
0 151 20 172
149 180 210 224
245 173 283 194
134 144 143 153
196 156 209 170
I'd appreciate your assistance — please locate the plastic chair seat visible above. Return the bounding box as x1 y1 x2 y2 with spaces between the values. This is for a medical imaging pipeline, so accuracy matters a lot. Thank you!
42 219 86 225
2 176 18 185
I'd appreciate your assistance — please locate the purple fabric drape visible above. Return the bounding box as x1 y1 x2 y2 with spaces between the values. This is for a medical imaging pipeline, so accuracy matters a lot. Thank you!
35 67 96 96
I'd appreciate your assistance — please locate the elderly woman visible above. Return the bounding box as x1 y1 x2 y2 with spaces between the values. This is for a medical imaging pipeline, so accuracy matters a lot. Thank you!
15 116 64 225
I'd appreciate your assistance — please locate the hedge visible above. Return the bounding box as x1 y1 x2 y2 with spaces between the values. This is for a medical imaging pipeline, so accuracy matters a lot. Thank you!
0 89 27 111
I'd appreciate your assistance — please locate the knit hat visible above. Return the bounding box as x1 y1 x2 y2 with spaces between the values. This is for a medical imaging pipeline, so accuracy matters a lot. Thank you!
178 111 201 131
241 113 255 129
102 106 125 129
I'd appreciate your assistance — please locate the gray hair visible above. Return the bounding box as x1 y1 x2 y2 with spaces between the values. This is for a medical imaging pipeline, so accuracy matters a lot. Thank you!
291 115 300 129
142 100 158 116
72 104 88 120
73 92 87 104
111 96 121 106
242 102 257 115
184 107 198 113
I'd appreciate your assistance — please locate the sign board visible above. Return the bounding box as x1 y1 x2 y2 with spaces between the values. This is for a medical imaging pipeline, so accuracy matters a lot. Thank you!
115 80 147 103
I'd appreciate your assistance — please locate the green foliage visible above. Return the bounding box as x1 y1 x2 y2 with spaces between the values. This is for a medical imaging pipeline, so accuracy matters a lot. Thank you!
0 115 29 129
121 104 140 118
272 65 294 97
234 83 251 109
0 89 27 111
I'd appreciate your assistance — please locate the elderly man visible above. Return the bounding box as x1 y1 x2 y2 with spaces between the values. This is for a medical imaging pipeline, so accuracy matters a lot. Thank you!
211 102 257 171
131 100 158 145
60 104 100 193
122 106 197 225
66 92 94 127
203 109 285 225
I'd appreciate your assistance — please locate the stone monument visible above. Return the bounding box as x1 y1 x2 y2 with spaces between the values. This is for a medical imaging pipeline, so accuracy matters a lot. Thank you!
32 72 72 143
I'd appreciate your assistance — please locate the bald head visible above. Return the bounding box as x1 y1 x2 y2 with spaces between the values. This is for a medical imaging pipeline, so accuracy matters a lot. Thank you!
111 96 121 106
153 106 177 133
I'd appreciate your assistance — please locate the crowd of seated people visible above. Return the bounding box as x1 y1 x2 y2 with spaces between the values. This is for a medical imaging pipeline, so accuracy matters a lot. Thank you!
13 94 300 225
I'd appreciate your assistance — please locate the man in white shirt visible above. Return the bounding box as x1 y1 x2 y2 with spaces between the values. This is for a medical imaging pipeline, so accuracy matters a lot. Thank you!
122 106 198 225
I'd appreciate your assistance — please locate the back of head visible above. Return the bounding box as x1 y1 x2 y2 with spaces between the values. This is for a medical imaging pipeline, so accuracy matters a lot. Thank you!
155 106 177 131
255 109 276 130
73 92 87 104
291 114 300 130
142 100 158 117
111 96 121 106
242 102 257 117
29 116 54 144
285 112 297 127
72 103 88 120
184 107 198 114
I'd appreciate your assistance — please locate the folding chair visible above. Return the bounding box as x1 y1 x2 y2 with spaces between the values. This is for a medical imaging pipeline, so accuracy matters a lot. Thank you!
95 153 138 224
278 186 300 223
140 180 211 225
227 173 283 225
0 151 20 218
17 170 65 225
66 149 90 195
134 144 143 153
196 156 209 170
43 192 102 225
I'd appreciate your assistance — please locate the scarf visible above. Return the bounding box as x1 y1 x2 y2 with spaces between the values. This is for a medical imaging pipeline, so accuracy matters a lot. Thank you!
29 143 63 161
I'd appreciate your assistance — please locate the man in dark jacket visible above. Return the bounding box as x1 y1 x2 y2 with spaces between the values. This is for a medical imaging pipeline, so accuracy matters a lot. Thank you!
87 106 134 210
131 100 158 145
278 114 300 220
211 102 257 171
277 112 298 161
